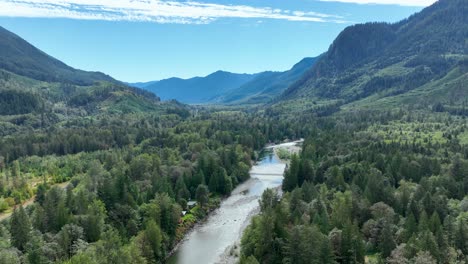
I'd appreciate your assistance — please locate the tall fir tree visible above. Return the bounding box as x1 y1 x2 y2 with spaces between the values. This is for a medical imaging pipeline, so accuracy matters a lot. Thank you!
10 205 31 251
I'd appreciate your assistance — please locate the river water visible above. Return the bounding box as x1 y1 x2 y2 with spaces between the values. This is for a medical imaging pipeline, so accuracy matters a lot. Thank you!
167 148 286 264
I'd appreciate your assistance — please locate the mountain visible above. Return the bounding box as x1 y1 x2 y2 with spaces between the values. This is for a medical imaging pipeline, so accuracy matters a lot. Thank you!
131 71 257 104
0 26 187 124
216 57 318 105
0 26 117 86
132 57 317 105
273 0 467 115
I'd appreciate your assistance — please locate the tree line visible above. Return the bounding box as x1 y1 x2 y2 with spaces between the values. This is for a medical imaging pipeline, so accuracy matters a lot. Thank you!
240 110 468 264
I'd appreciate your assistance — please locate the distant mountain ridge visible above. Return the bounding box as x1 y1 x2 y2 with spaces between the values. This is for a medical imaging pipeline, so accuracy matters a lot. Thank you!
0 26 116 86
273 0 467 115
216 57 318 105
131 57 317 105
131 71 257 104
0 26 190 119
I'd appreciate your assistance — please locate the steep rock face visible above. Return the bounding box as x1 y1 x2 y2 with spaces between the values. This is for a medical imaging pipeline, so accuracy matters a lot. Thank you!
323 23 396 74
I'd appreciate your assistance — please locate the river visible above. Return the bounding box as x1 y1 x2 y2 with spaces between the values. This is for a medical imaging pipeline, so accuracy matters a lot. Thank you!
168 146 288 264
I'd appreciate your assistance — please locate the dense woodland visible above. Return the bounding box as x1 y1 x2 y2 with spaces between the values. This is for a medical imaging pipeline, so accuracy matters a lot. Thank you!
240 110 468 264
0 109 308 263
0 0 466 263
1 106 467 264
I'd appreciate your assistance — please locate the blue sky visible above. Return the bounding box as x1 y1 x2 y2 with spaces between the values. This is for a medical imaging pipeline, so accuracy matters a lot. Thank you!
0 0 433 82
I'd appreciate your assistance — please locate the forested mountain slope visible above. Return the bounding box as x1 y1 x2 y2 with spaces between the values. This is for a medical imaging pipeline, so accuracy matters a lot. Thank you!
241 110 468 264
0 26 187 134
131 71 257 104
272 0 467 116
0 27 302 263
215 57 318 105
132 57 316 105
0 26 116 86
0 0 466 263
238 1 468 263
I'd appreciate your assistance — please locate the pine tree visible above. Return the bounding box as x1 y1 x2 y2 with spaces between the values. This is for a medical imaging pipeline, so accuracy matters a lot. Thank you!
341 221 365 264
283 154 300 192
192 170 205 193
418 210 429 232
450 155 468 181
224 176 233 195
259 188 279 213
422 193 434 215
56 200 70 231
34 183 47 205
404 212 418 241
443 215 456 246
10 205 31 251
454 219 467 255
380 221 396 258
418 231 440 261
406 198 420 222
83 200 106 242
283 226 303 264
11 160 20 178
145 220 162 262
208 171 219 193
175 176 190 201
196 184 209 208
26 230 47 264
318 236 336 264
428 211 441 234
241 255 260 264
435 228 448 263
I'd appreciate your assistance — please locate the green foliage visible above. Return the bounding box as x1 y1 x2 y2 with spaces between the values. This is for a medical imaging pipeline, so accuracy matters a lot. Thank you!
0 249 21 264
380 221 396 258
0 106 286 262
283 154 300 192
274 0 467 117
136 220 163 262
240 255 260 264
0 90 40 115
81 200 107 242
1 3 467 263
0 198 8 213
10 205 31 251
195 184 209 208
276 148 291 160
259 189 279 213
241 109 468 263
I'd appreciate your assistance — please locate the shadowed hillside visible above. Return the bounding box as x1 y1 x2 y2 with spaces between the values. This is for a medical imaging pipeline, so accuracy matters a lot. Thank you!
274 0 467 116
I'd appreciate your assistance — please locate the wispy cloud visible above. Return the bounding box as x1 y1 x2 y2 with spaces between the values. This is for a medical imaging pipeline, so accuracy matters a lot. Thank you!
319 0 436 7
0 0 348 24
